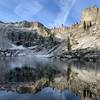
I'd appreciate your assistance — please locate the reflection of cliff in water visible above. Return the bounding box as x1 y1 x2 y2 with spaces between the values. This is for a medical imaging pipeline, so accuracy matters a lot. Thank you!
63 61 100 82
0 56 100 82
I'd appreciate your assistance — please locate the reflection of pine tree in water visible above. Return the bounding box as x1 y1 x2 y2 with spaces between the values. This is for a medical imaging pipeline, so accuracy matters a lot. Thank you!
83 88 93 99
66 64 71 81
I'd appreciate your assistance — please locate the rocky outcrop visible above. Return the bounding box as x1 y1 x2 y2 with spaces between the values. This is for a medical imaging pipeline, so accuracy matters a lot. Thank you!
81 6 100 26
4 21 50 37
58 49 100 62
51 6 100 51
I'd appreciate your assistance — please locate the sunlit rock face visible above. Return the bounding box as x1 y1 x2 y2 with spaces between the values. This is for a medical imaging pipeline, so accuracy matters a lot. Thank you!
51 25 70 40
13 21 49 37
50 6 100 51
67 6 100 50
82 6 100 23
70 24 100 50
82 6 100 25
0 21 50 38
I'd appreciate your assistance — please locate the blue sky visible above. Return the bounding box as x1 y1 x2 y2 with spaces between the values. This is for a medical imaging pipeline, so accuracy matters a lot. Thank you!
0 0 100 27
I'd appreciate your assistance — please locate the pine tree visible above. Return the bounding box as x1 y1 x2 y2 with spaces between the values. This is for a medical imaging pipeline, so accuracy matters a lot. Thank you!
67 37 71 51
83 21 86 30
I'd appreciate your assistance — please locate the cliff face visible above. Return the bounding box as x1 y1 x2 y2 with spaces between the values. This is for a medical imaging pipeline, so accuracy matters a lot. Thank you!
0 21 51 49
17 21 50 37
70 6 100 50
82 6 100 25
50 6 100 51
70 21 100 50
3 21 50 37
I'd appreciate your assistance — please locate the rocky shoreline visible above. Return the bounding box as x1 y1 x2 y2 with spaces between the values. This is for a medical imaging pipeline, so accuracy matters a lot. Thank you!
56 49 100 62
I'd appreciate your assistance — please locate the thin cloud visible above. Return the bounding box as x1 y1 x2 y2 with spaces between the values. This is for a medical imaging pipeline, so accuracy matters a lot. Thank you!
54 0 77 26
14 1 43 19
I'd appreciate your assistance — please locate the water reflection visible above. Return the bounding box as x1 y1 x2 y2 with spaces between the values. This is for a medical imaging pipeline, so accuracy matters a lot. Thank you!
0 56 99 100
0 56 66 74
0 87 80 100
0 56 100 82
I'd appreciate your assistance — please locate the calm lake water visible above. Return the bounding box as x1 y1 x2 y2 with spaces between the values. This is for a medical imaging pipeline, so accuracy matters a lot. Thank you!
0 55 100 100
0 55 99 74
0 87 80 100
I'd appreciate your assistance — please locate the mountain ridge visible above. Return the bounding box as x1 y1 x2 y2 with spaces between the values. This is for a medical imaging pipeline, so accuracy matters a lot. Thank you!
0 6 99 57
